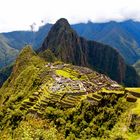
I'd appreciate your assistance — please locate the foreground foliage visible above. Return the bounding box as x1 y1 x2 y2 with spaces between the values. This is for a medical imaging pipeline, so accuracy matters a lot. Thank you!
0 46 140 140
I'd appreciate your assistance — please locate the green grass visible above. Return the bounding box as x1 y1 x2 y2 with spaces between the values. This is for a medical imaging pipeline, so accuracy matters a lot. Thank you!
56 70 71 78
132 98 140 115
55 69 78 80
125 88 140 93
127 133 140 140
101 88 124 94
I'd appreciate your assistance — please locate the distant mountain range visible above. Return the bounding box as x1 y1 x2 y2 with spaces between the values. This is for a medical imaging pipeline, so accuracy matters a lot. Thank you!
0 24 52 68
1 19 140 68
0 34 18 68
72 20 140 64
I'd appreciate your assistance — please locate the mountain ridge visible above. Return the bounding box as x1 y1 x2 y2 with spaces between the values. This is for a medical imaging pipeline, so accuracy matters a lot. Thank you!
39 18 139 87
0 34 18 68
1 19 140 67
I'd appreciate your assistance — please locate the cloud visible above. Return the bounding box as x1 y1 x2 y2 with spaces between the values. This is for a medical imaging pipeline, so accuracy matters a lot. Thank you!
120 8 140 21
0 0 140 32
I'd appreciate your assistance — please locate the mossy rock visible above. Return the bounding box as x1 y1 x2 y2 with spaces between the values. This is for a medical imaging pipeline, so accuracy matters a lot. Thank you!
33 106 40 110
28 108 37 114
131 92 140 98
41 100 50 104
64 96 80 102
126 94 137 102
49 98 59 103
29 96 38 102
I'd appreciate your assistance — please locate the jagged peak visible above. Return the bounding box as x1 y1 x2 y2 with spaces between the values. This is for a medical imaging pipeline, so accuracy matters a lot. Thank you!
18 45 36 58
55 18 70 27
39 18 77 52
14 45 36 70
47 18 71 34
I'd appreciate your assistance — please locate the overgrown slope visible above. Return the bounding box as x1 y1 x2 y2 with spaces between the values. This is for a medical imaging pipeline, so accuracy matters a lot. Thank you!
0 34 18 68
0 46 140 139
0 64 13 87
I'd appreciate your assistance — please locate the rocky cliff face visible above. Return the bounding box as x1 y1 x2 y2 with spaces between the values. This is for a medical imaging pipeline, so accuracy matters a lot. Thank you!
40 18 88 66
40 18 139 86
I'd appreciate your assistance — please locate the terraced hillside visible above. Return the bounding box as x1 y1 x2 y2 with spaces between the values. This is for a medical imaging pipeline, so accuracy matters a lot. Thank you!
0 46 140 139
16 61 124 113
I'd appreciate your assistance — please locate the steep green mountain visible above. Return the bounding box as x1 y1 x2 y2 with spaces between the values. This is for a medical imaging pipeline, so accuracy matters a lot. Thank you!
3 24 52 51
0 24 51 69
0 19 139 88
33 19 140 65
0 46 140 139
39 18 139 87
72 20 140 64
3 31 34 50
0 64 13 87
33 23 53 49
0 34 18 68
2 20 140 65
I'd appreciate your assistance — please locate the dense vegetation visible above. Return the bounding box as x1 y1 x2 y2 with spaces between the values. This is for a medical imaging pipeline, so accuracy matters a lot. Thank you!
0 34 18 68
0 64 13 87
0 46 140 139
0 95 135 139
0 18 140 140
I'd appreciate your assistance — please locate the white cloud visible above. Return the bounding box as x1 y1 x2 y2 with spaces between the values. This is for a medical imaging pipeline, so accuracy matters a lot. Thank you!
0 0 140 32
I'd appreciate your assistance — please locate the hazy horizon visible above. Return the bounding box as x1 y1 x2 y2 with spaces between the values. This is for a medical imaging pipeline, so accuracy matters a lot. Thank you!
1 18 139 33
0 0 140 32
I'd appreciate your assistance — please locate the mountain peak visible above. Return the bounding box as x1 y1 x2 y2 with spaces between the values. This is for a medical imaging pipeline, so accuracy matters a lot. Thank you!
56 18 70 26
40 18 79 54
13 45 36 73
39 18 139 86
50 18 71 32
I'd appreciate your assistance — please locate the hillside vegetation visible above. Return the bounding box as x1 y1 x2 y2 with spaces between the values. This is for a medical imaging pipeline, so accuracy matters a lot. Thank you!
0 64 13 87
0 34 18 68
0 46 140 139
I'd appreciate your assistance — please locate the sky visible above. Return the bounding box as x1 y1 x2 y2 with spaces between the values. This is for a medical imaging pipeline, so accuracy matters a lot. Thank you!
0 0 140 32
